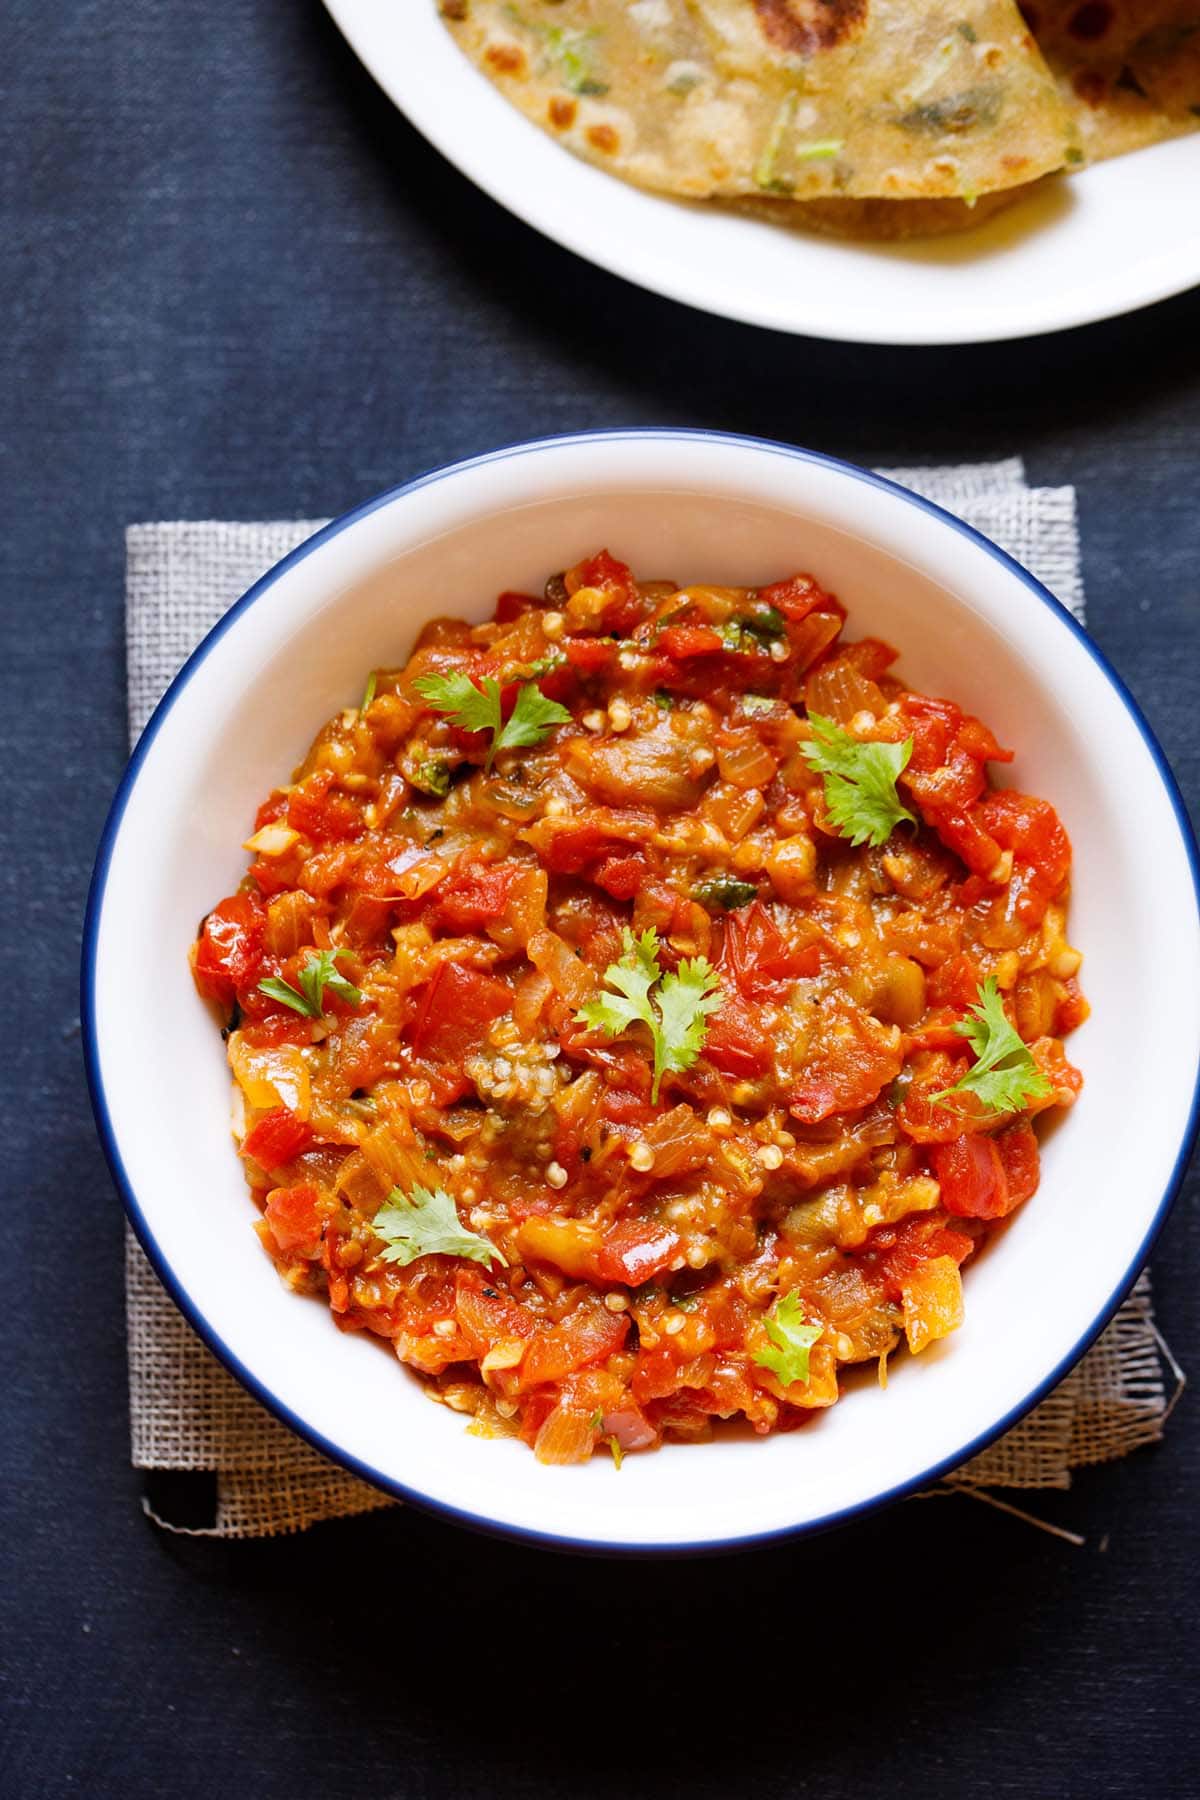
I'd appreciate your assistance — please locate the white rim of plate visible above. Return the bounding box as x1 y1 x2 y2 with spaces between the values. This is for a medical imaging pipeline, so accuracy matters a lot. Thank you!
321 0 1200 346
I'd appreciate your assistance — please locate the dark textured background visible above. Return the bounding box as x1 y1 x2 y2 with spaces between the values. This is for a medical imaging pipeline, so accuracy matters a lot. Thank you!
4 3 1198 1795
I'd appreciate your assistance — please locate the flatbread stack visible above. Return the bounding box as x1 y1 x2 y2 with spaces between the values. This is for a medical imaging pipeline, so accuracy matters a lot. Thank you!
440 0 1199 237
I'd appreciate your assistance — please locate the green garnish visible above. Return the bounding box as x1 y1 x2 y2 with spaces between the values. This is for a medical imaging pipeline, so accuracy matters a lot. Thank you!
500 650 567 683
715 607 787 654
361 671 377 711
740 693 776 716
414 670 571 772
411 757 452 798
371 1184 506 1269
258 948 362 1020
754 92 798 194
793 140 842 161
933 977 1052 1115
547 25 608 95
753 1291 822 1389
898 86 1000 135
693 874 758 914
738 604 786 641
802 712 917 849
503 6 608 95
576 927 722 1104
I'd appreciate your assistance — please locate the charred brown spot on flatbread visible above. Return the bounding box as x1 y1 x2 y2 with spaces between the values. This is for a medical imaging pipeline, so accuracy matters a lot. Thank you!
486 42 527 75
586 123 620 154
751 0 869 55
548 96 577 130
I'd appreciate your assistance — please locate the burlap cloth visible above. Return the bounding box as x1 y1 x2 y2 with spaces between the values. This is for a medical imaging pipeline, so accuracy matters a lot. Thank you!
123 460 1179 1538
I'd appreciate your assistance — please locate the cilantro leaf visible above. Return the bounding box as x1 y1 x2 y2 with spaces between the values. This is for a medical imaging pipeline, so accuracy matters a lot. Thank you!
802 712 917 849
414 669 502 737
371 1183 506 1269
753 1291 823 1388
411 757 452 798
414 670 570 771
577 927 659 1039
693 874 758 914
934 976 1052 1115
576 927 721 1103
494 680 572 758
655 959 723 1090
258 947 362 1020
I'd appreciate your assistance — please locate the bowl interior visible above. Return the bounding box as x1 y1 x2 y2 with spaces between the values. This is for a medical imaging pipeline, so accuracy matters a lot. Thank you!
90 437 1199 1550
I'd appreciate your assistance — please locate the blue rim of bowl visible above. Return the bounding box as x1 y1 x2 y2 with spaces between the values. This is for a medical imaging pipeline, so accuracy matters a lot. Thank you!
83 429 1200 1556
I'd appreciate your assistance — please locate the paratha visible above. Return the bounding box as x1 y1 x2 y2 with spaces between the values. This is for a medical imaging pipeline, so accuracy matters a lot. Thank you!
442 1 1077 203
1019 2 1200 160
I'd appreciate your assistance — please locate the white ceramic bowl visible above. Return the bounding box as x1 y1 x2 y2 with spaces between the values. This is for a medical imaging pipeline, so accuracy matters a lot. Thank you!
85 432 1200 1553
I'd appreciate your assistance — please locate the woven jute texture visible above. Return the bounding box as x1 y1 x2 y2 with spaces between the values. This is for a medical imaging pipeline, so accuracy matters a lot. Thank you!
123 460 1170 1538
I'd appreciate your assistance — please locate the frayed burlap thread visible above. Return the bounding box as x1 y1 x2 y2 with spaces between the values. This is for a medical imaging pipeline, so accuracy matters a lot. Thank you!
122 461 1172 1538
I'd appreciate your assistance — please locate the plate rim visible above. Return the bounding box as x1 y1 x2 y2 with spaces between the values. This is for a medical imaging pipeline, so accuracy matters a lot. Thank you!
83 428 1200 1554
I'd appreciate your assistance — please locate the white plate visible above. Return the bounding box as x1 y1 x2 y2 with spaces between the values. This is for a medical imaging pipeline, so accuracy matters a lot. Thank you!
323 0 1200 345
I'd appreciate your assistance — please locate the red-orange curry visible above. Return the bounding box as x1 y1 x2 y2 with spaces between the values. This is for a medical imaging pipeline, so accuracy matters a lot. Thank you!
192 551 1085 1463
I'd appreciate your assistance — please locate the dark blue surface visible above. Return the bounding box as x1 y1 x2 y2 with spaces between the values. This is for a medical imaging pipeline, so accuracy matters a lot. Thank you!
5 2 1200 1794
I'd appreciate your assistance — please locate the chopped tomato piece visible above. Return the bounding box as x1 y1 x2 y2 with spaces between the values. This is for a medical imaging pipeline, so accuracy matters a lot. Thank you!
930 1133 1010 1219
757 572 838 623
926 953 984 1011
600 1085 657 1125
263 1182 323 1256
519 1308 629 1390
410 962 511 1065
980 790 1071 903
567 549 644 634
865 1214 975 1298
790 1013 904 1124
632 1345 692 1404
657 624 725 659
433 863 518 931
995 1120 1040 1208
563 636 616 672
593 852 648 901
922 803 1005 881
455 1272 534 1354
238 1008 315 1048
194 893 265 1008
242 1107 315 1169
254 791 290 830
593 1219 681 1286
287 770 363 843
538 823 610 875
721 901 821 998
703 996 773 1077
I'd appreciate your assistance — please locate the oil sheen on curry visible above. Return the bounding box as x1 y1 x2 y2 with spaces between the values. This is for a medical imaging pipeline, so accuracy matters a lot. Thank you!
192 551 1086 1465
